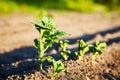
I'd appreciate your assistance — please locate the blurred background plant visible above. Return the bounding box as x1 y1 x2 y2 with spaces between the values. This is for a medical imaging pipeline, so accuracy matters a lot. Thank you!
0 0 120 14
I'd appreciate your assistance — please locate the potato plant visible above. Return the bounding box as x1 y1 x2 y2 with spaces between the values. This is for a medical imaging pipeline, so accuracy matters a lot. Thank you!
91 41 107 62
59 40 71 60
75 40 90 60
51 60 65 80
32 16 67 70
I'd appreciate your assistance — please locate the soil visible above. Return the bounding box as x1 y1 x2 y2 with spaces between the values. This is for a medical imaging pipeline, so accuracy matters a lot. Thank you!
0 12 120 80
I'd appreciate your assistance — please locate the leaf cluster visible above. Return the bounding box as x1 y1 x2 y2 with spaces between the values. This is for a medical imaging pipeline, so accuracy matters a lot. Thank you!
75 40 90 60
52 60 65 79
59 40 71 60
33 17 67 49
91 41 107 55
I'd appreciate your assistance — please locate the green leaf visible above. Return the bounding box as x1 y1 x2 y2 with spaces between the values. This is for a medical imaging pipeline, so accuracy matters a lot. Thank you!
63 50 71 54
60 40 69 48
47 18 55 29
64 40 69 43
57 62 65 73
53 60 65 73
46 40 52 47
75 52 78 56
43 31 51 37
84 46 89 52
61 52 69 60
35 23 51 30
42 16 55 29
38 57 46 64
96 41 99 46
46 56 54 62
52 37 59 43
42 16 49 24
99 42 107 49
78 39 89 52
93 41 107 55
64 40 69 46
55 30 67 37
79 40 87 48
31 21 51 31
34 39 40 48
38 56 54 65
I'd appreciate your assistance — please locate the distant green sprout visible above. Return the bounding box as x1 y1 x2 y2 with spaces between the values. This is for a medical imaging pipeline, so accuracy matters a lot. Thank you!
32 16 67 70
59 40 71 60
75 40 90 60
51 60 65 80
91 41 107 62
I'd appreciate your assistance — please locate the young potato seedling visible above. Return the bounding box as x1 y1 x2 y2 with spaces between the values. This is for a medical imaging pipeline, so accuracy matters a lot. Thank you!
51 60 65 80
32 16 67 70
75 40 90 60
59 40 71 60
91 41 107 62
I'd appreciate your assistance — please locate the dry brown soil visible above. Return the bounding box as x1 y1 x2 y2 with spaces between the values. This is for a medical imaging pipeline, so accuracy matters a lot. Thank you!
0 12 120 80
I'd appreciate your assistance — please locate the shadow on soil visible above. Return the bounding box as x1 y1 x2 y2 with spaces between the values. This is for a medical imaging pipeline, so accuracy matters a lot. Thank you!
66 26 120 44
0 26 120 79
103 73 120 80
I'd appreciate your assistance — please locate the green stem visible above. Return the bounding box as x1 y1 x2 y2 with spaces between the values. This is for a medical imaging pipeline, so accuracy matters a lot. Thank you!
38 29 45 70
64 54 68 60
91 52 98 63
41 64 43 71
44 46 49 53
39 29 45 57
51 75 54 80
51 73 57 80
78 51 84 60
38 63 43 71
78 55 82 60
